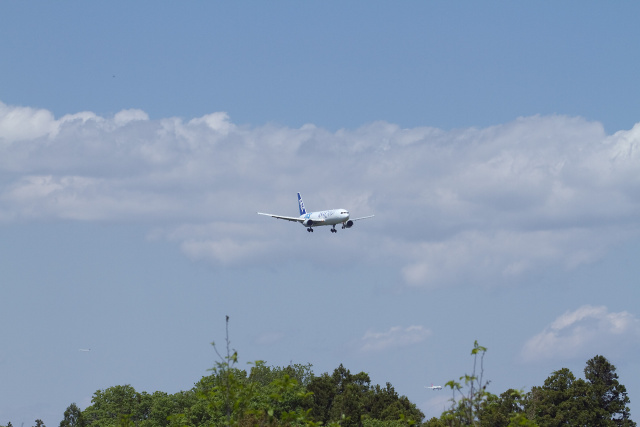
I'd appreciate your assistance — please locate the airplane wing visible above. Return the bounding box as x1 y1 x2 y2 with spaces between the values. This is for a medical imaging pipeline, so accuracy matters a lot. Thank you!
257 212 304 222
351 215 375 221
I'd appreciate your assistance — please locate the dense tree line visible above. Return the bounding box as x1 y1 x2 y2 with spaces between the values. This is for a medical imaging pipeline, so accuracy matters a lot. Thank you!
423 343 635 427
48 362 422 427
2 344 635 426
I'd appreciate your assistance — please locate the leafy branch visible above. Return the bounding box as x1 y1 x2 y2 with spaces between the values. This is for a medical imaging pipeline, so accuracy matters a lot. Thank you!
442 341 493 426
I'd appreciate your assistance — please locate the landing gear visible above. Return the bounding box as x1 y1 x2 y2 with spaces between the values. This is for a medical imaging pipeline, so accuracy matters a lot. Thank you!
331 225 337 233
307 227 314 232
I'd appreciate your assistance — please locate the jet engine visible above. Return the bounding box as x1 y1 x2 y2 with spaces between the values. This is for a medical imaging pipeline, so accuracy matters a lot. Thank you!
343 220 354 228
302 219 314 227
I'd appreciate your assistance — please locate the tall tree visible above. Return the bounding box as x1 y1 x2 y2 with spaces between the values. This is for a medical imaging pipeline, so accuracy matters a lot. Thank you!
83 385 143 427
307 372 336 424
584 355 635 426
480 389 529 427
525 368 593 427
60 403 85 427
327 365 371 426
307 365 423 426
524 356 636 427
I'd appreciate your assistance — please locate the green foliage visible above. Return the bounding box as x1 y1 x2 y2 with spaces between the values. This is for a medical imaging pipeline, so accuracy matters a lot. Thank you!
438 341 537 427
249 361 314 388
435 344 635 427
83 385 144 427
74 352 422 426
60 403 86 427
479 389 530 427
361 419 412 427
306 364 423 426
75 358 423 427
521 355 636 427
506 413 538 427
584 355 634 426
440 341 496 426
60 324 636 427
422 418 446 427
195 316 318 426
526 368 585 426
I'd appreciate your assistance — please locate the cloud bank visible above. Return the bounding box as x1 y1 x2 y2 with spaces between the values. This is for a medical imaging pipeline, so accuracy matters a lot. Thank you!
2 101 640 288
521 305 640 363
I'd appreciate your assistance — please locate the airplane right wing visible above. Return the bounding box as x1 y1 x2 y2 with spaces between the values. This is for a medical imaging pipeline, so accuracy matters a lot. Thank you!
351 215 375 221
257 212 304 223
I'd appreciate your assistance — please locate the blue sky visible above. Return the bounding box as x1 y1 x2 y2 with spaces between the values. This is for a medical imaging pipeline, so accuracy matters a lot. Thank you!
2 1 640 424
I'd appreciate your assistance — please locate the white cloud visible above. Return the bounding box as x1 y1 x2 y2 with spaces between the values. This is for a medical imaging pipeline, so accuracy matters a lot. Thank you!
400 227 617 289
188 112 234 135
0 101 56 143
520 305 640 363
151 222 273 265
114 109 149 126
359 325 431 353
2 101 640 287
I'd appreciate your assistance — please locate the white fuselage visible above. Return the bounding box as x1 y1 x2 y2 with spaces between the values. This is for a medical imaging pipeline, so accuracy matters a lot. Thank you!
301 209 349 227
257 193 372 233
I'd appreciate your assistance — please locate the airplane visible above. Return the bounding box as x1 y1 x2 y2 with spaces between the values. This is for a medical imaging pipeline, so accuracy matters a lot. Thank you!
426 384 442 390
258 192 374 233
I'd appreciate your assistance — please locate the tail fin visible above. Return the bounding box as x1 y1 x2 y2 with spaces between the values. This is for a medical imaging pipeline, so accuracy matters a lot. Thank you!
297 192 307 216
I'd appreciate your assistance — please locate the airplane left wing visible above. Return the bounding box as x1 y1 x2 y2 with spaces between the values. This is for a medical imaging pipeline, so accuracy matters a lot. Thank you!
257 212 304 223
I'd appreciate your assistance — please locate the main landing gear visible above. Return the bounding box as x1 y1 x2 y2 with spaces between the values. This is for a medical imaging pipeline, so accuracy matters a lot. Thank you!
306 226 338 233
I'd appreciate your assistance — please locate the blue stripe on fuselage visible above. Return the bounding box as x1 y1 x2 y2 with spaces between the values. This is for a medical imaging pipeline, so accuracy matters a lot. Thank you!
299 209 350 227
